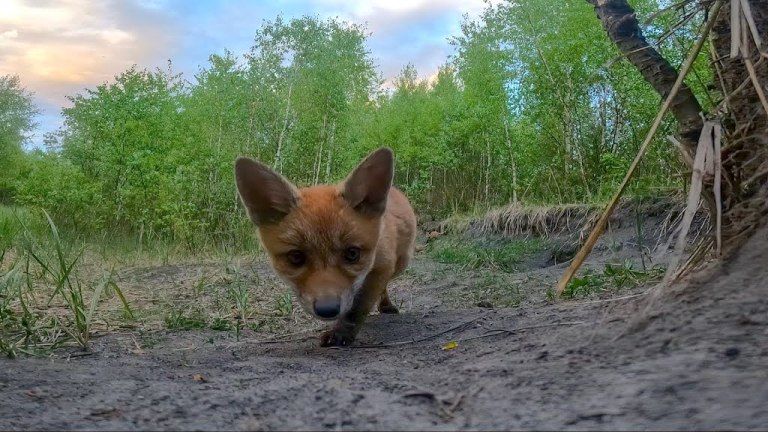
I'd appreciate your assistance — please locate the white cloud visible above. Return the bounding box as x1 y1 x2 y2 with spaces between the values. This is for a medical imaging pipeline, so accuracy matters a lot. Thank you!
311 0 490 17
0 0 179 107
306 0 501 86
1 29 19 39
2 0 503 146
0 0 182 146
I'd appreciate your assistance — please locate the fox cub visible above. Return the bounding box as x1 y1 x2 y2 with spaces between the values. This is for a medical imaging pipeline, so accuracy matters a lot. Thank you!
234 148 417 347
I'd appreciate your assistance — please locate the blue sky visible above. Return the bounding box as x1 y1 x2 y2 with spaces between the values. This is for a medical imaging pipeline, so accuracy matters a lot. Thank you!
0 0 497 147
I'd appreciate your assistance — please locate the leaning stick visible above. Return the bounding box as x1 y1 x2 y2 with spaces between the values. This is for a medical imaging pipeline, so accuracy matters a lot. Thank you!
555 0 725 295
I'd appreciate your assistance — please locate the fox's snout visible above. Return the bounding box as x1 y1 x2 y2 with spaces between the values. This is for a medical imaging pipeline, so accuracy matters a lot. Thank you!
313 296 341 319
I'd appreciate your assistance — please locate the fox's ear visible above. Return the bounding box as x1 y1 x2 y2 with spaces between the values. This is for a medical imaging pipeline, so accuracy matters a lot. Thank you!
234 157 299 226
342 147 394 217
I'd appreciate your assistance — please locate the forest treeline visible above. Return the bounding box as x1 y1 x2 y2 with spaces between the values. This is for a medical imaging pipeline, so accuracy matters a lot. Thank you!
1 0 712 248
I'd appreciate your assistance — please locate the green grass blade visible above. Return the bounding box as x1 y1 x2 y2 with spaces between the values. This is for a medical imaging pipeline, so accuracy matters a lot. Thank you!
110 282 135 321
86 274 110 331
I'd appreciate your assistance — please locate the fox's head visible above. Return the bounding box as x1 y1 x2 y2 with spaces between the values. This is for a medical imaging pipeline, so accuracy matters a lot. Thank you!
234 148 394 321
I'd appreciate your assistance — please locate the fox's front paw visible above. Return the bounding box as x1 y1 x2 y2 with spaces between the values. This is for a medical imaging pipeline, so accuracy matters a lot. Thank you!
377 296 399 314
319 327 356 347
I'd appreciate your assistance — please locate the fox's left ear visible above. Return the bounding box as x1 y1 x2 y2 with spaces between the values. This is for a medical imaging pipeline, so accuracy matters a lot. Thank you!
342 147 394 217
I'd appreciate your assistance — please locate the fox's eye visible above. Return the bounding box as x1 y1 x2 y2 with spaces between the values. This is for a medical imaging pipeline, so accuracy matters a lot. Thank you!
343 247 361 264
286 250 306 267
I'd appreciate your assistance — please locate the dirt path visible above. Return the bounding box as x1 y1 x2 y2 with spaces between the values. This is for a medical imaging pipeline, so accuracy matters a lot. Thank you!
2 225 767 430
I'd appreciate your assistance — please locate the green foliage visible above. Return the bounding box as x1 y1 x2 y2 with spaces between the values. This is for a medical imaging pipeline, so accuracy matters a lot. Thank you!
165 309 208 330
0 210 133 357
0 205 45 250
274 292 294 317
11 4 711 243
466 272 524 308
427 234 548 273
0 75 39 199
561 260 666 299
15 152 103 233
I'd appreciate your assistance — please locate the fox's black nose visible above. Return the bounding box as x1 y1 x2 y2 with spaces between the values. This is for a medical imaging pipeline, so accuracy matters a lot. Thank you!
314 297 340 319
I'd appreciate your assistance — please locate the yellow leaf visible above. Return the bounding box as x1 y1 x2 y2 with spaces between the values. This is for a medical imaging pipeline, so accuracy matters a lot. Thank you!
441 341 458 351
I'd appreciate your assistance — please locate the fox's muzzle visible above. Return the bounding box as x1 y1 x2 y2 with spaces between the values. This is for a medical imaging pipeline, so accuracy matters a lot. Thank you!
313 296 341 319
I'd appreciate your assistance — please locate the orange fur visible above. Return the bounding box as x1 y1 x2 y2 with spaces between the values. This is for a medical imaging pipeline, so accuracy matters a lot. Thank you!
235 148 417 347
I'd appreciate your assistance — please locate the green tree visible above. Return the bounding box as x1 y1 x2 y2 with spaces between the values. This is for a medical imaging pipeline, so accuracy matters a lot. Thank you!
0 75 39 198
246 15 378 184
58 64 186 237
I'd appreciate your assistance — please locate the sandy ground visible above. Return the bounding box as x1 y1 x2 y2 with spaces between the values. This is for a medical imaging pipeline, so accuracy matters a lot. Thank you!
1 220 766 430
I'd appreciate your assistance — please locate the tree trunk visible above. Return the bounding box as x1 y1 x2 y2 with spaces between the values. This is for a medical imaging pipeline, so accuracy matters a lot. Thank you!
324 119 336 182
586 0 704 149
484 135 491 204
274 80 294 173
313 113 327 185
502 115 519 203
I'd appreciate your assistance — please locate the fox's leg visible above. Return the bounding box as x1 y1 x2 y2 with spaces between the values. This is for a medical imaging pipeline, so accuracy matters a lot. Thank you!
320 271 388 347
377 289 399 314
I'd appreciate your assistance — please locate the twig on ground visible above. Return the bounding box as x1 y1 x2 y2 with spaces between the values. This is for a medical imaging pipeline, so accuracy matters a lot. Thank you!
340 312 491 349
347 319 583 349
66 351 95 359
249 329 322 345
447 392 465 414
251 334 319 345
453 322 585 343
130 335 145 355
402 388 469 419
403 390 439 400
560 291 650 308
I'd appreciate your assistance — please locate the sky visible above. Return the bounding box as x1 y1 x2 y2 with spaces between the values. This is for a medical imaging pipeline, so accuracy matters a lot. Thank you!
0 0 497 148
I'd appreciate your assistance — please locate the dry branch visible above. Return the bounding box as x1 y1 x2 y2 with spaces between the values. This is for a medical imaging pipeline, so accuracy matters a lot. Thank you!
663 121 722 284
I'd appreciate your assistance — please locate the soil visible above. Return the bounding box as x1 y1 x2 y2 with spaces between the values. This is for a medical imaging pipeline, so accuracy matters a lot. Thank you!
1 214 767 430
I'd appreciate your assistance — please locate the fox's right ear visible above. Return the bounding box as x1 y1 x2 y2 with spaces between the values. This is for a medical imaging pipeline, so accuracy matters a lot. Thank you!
342 147 394 217
234 157 299 226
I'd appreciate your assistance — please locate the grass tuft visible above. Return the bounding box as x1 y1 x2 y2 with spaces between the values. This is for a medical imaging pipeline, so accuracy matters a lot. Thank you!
559 260 666 299
426 234 548 273
0 207 134 357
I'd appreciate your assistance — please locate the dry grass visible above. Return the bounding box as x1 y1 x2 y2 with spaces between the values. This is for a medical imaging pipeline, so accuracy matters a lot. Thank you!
440 194 691 242
710 0 768 253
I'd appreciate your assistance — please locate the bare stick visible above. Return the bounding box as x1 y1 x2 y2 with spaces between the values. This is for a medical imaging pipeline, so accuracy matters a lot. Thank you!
739 0 763 50
347 320 583 349
743 57 768 119
730 0 742 57
330 312 491 349
713 122 723 256
663 121 715 283
252 335 318 345
453 322 585 343
559 291 649 307
247 328 323 345
554 0 724 296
